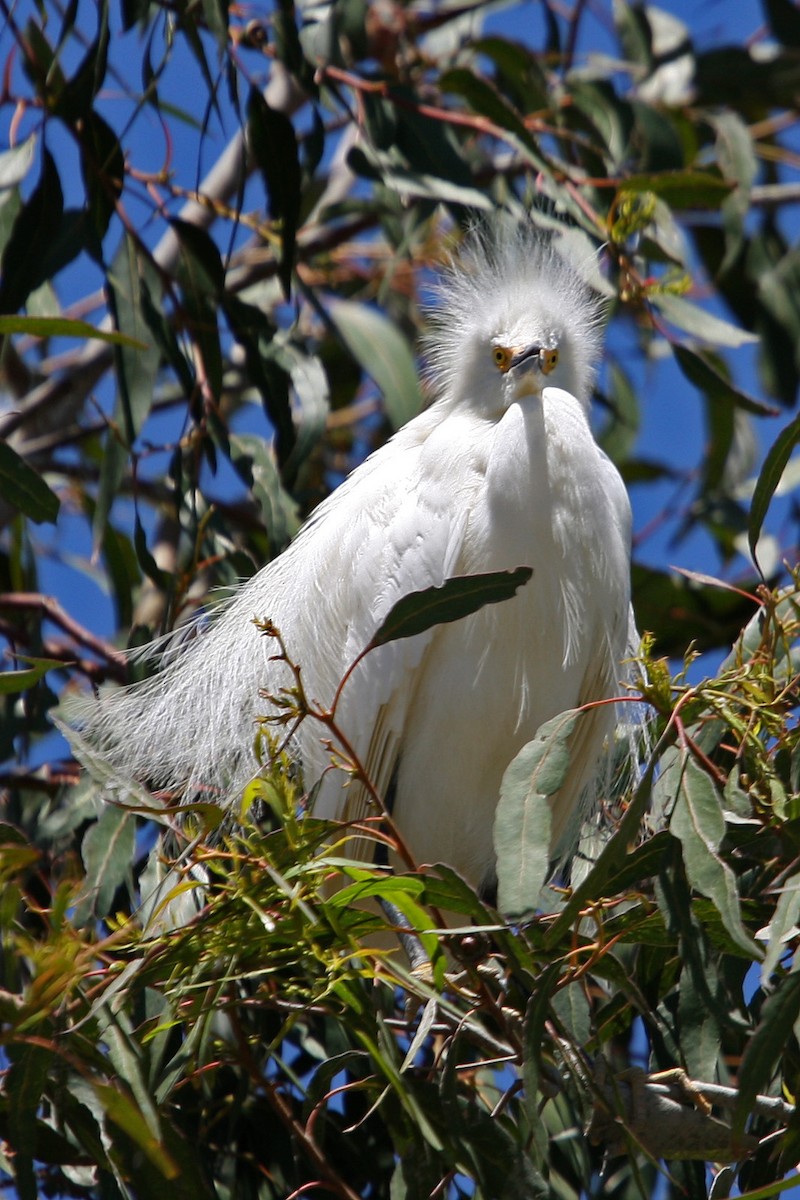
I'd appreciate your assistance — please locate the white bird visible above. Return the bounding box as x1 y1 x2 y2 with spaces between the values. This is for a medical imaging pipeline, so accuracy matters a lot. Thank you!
71 222 636 899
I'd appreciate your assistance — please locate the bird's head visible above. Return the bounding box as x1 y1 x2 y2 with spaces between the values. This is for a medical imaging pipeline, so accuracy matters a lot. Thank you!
424 224 605 416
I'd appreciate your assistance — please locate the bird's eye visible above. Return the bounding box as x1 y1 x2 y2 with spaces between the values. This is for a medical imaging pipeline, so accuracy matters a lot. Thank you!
492 346 512 373
540 348 559 375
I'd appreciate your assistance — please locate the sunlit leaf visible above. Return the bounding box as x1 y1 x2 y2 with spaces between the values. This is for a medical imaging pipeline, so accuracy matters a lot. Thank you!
652 292 758 347
330 299 423 429
494 712 578 918
670 755 759 957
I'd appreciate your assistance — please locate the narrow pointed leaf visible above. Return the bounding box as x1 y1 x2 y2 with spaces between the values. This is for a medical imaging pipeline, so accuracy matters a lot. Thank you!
0 442 60 524
734 970 800 1138
0 656 63 694
673 344 777 417
365 567 533 651
748 411 800 576
652 292 758 347
0 315 146 347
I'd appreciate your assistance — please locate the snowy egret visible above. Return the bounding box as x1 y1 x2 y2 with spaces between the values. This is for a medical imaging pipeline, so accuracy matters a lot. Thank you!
72 223 636 898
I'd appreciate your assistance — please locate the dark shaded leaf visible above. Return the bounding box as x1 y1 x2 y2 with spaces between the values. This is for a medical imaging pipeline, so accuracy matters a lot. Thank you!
674 343 778 417
762 0 800 47
120 0 149 30
440 66 535 147
748 411 800 575
365 567 533 652
79 110 124 254
200 0 229 50
57 3 110 119
5 1043 52 1200
734 970 800 1137
247 86 301 298
522 966 560 1167
0 149 66 315
223 295 296 466
633 562 758 656
0 442 60 524
472 37 548 112
106 235 161 443
171 218 224 398
134 513 169 590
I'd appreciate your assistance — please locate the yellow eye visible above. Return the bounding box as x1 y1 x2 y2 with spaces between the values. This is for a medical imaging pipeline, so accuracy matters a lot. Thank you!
540 348 559 375
492 346 512 373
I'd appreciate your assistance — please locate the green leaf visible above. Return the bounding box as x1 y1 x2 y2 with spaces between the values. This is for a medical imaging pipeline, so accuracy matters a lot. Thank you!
105 235 161 439
652 292 758 348
439 66 535 147
348 145 495 213
98 235 161 548
223 295 296 466
760 871 800 985
365 567 533 652
247 86 301 298
89 1081 179 1178
0 656 63 695
522 966 559 1167
6 1043 52 1200
494 712 580 918
171 219 224 399
0 148 66 315
734 970 800 1137
0 442 60 524
229 432 298 549
330 299 423 429
57 6 110 119
0 314 146 347
748 411 800 576
79 110 124 254
545 746 661 948
200 0 229 50
670 755 759 958
632 562 757 657
673 344 777 417
334 876 441 965
621 170 733 208
76 805 135 921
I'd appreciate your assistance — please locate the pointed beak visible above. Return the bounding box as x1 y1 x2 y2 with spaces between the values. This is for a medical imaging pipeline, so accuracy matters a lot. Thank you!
509 345 559 375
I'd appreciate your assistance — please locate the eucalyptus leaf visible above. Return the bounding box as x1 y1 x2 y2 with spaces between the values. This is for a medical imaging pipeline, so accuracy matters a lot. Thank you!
670 755 759 958
652 292 758 347
494 712 578 918
365 567 533 652
330 299 423 428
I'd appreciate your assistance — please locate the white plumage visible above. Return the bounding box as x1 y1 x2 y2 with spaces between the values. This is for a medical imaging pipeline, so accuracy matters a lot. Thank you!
73 224 636 897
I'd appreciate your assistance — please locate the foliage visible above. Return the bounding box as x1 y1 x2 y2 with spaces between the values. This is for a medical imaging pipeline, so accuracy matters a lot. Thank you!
1 1 800 1197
